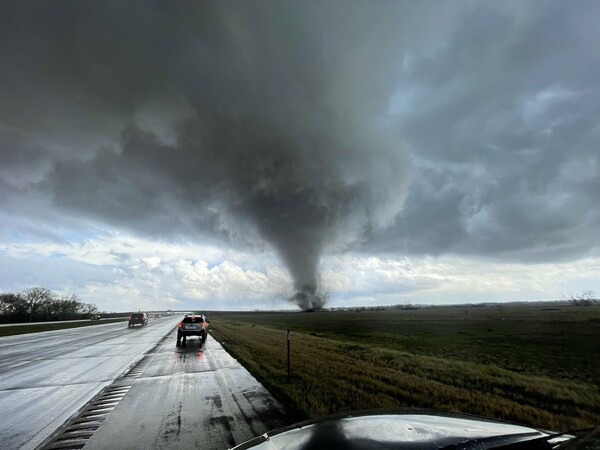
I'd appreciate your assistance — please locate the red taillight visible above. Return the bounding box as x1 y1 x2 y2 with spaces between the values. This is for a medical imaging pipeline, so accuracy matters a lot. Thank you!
178 322 183 328
129 315 132 320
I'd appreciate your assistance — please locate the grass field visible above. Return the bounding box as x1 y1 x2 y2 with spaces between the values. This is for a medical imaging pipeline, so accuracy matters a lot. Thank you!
0 318 128 337
208 303 600 431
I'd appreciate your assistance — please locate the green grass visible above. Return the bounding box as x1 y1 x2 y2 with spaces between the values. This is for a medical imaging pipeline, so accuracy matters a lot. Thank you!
208 304 600 431
0 318 129 337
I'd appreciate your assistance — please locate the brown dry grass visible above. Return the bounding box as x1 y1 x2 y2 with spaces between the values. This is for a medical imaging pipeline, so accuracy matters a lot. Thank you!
209 305 600 431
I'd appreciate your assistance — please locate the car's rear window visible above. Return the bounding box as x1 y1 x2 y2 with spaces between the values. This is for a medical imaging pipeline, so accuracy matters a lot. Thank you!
182 316 204 323
131 314 144 319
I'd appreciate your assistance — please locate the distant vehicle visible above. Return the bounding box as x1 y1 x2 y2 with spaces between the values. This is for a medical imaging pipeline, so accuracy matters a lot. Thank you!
128 313 148 327
90 314 101 321
153 313 161 319
166 310 174 316
176 314 209 347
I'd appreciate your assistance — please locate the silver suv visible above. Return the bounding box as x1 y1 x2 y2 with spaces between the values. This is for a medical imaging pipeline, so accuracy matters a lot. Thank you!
176 314 209 346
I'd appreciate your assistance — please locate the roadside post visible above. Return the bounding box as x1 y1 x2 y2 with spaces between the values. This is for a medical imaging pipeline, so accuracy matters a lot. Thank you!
287 329 291 382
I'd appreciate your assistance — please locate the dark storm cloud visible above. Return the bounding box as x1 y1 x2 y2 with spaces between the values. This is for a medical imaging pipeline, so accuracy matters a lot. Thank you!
1 1 599 307
1 1 411 308
363 1 600 261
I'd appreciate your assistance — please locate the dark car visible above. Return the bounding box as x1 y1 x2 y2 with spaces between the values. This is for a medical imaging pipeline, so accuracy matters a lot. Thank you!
176 314 209 347
128 312 148 327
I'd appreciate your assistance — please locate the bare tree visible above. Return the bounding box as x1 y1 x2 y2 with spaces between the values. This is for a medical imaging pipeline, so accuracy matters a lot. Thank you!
580 290 596 301
53 293 82 320
563 290 597 306
21 287 54 322
0 292 24 318
77 302 98 315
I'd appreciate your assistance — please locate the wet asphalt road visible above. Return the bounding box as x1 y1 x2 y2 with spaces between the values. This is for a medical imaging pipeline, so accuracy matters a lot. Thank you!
81 333 289 450
0 318 289 450
0 317 181 450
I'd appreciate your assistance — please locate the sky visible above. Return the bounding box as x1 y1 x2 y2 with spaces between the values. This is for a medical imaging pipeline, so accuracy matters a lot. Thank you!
1 1 599 311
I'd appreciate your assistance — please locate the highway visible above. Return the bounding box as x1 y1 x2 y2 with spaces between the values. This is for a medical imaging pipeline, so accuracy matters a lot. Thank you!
0 317 289 450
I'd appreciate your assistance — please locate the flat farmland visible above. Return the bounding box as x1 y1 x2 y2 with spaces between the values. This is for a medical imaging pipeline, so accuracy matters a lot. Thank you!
208 303 600 431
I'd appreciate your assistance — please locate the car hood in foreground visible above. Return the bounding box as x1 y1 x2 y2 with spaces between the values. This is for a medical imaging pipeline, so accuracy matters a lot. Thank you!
232 409 570 450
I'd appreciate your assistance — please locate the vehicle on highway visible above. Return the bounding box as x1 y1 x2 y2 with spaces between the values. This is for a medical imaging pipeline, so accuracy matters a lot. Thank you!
128 312 148 327
90 314 101 321
176 314 209 347
233 410 594 450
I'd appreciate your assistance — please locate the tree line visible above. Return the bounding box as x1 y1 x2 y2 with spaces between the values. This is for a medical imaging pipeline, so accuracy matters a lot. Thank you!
0 287 99 324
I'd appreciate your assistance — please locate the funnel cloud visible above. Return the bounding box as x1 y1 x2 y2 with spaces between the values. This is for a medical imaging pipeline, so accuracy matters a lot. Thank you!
173 110 409 309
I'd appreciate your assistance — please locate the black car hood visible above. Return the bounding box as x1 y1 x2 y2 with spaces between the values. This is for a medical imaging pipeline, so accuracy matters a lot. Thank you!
232 409 566 450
